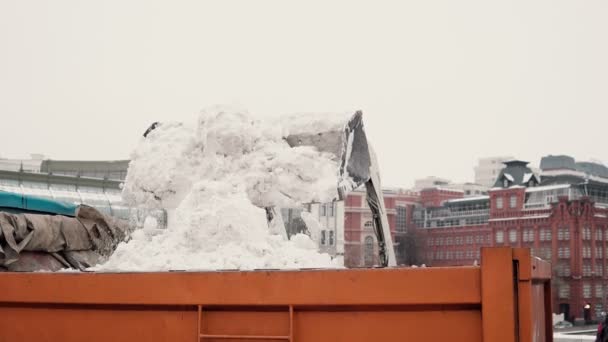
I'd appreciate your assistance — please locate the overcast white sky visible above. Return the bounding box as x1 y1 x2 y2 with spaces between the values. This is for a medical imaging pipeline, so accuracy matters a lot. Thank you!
1 1 607 188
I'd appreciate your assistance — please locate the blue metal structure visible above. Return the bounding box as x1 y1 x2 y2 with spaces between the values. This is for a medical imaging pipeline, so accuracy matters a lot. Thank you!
0 190 77 216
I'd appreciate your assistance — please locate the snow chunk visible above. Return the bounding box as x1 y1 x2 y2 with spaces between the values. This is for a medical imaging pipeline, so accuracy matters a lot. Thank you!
280 112 352 136
95 106 344 271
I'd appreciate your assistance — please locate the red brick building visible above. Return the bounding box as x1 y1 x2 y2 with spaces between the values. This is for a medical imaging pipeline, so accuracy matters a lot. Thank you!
411 160 608 324
343 188 418 267
419 187 464 207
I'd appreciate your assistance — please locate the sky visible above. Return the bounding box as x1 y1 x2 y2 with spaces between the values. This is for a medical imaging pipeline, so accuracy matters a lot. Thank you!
1 0 607 188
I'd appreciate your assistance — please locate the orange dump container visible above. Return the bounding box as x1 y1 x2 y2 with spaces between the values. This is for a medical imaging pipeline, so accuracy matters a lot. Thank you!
0 247 552 342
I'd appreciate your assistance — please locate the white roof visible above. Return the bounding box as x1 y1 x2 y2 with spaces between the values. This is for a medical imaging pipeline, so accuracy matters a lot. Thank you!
522 173 535 183
488 214 551 222
446 195 489 204
504 173 514 182
525 184 571 193
541 169 608 184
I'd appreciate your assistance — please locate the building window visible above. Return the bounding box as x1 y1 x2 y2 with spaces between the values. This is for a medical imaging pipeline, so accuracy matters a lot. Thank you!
558 247 571 259
364 221 373 229
509 196 517 208
428 238 434 246
321 230 327 245
583 246 591 259
329 231 334 245
583 263 592 277
559 284 570 299
328 203 334 217
597 304 605 320
558 263 571 277
496 231 504 243
496 197 504 209
446 237 453 246
466 236 473 244
583 227 591 240
558 227 570 241
364 236 374 266
543 248 552 260
321 204 327 216
598 285 605 299
503 179 509 188
583 283 592 299
396 206 407 232
544 229 552 241
523 229 533 242
597 229 603 241
509 230 517 243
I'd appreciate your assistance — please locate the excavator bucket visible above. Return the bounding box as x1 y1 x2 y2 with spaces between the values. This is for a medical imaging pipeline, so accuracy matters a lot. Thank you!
283 111 396 267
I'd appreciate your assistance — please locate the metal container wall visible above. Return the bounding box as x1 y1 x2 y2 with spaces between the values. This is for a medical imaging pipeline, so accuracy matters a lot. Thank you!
0 247 552 342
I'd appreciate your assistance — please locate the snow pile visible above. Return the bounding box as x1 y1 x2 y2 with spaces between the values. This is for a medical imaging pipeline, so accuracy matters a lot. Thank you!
279 112 353 136
94 106 349 271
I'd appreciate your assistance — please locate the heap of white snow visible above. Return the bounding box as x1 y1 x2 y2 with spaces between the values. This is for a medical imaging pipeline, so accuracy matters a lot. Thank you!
94 106 350 271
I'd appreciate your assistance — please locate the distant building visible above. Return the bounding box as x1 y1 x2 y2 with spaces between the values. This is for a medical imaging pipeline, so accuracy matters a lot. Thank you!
474 156 514 188
414 177 487 198
446 182 488 197
413 176 451 191
343 188 419 267
414 158 608 324
41 159 129 180
0 154 45 173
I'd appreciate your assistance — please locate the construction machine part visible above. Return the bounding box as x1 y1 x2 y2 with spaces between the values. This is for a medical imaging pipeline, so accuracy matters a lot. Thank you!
284 111 396 267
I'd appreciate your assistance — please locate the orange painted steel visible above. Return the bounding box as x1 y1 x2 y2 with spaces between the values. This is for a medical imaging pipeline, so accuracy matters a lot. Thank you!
0 248 552 342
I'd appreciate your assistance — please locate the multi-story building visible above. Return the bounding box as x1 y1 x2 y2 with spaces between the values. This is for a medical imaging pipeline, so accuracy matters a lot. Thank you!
413 176 451 191
447 182 488 197
415 158 608 324
343 188 419 267
414 176 487 198
474 156 514 188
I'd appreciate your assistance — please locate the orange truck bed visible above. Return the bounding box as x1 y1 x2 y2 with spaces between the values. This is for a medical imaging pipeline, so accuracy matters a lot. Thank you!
0 247 552 342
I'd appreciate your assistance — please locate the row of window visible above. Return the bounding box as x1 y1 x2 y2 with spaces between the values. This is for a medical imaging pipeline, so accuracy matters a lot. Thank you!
431 250 481 261
428 235 491 246
495 195 518 209
496 228 608 243
319 203 335 217
558 283 608 299
515 246 607 261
